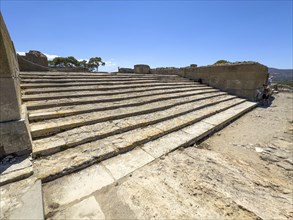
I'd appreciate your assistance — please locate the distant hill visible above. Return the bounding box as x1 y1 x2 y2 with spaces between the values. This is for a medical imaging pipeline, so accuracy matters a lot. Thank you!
268 68 293 82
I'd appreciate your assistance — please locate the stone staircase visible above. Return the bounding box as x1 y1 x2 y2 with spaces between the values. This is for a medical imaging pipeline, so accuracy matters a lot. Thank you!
19 71 257 183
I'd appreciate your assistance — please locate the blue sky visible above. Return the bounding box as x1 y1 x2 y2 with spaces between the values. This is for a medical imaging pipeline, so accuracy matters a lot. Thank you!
1 0 292 71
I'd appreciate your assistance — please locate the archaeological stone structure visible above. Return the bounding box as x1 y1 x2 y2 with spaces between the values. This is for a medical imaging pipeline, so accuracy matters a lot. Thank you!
150 63 269 101
1 11 272 220
134 64 151 74
17 50 49 72
0 13 32 157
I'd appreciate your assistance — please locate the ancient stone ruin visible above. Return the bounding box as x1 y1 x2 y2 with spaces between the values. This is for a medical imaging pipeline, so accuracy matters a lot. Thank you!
17 50 49 72
0 11 274 220
0 12 32 157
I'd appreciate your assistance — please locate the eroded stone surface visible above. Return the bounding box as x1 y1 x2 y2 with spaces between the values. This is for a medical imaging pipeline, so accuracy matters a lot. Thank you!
43 164 114 214
30 90 220 137
32 94 233 155
0 156 33 186
0 176 43 220
102 148 154 180
47 196 105 220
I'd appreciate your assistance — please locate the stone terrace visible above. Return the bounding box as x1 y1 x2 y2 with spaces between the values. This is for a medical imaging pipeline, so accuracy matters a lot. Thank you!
19 71 256 183
1 71 257 219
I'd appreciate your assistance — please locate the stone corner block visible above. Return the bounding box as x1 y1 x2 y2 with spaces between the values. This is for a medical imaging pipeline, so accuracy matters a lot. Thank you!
0 106 33 157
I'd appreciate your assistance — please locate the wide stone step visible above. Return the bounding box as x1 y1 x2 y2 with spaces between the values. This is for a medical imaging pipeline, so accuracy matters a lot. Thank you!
32 95 237 157
25 88 216 111
28 91 222 123
33 100 256 182
20 74 189 81
20 72 154 77
29 90 222 138
22 82 199 94
20 76 184 84
21 79 163 88
22 85 199 101
20 75 161 80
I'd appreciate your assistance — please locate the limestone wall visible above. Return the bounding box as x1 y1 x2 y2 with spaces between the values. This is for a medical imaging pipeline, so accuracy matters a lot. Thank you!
151 63 269 101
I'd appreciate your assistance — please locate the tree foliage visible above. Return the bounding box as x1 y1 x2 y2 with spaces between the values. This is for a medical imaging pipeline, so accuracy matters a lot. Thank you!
214 60 230 65
49 56 105 72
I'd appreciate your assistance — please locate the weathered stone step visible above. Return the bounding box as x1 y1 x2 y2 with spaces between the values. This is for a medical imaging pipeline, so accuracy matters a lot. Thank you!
25 88 216 111
20 74 189 82
20 72 150 77
33 100 256 182
22 82 198 94
21 78 171 84
22 85 199 101
29 90 222 138
21 79 163 88
29 90 222 123
32 95 238 158
20 75 161 80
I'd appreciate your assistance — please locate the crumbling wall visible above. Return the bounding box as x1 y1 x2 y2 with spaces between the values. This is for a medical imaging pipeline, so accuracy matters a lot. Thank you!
150 63 268 101
17 55 49 71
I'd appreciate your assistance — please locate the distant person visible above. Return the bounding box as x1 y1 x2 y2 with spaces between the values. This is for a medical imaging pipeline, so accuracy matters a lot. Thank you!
262 84 271 106
268 76 273 86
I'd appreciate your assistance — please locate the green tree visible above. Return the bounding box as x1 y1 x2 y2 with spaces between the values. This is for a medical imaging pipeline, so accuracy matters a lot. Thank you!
49 56 105 72
88 57 105 72
214 60 230 65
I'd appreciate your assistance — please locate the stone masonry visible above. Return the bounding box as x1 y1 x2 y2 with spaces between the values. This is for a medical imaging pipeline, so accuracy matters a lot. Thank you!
0 12 32 157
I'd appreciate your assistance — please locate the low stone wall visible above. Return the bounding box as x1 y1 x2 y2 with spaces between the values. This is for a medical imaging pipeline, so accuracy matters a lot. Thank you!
151 63 269 101
49 67 87 72
118 68 134 73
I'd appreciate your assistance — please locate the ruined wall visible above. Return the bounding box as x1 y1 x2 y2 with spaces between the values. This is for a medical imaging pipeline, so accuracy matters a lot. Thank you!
17 55 49 71
151 63 269 101
18 50 49 71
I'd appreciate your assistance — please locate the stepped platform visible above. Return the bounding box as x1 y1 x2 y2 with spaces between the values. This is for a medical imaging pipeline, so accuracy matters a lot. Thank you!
18 71 257 183
2 71 257 219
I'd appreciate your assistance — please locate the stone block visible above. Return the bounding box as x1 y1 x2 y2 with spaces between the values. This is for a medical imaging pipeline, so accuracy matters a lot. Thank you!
9 180 44 220
0 106 33 157
134 64 151 74
0 77 22 121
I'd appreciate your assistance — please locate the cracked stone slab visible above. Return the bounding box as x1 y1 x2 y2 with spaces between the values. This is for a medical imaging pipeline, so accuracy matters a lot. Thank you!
1 177 44 220
102 148 155 180
43 164 114 213
0 156 33 186
47 196 105 220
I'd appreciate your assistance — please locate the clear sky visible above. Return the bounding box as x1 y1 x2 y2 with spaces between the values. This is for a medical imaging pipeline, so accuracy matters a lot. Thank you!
1 0 292 71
